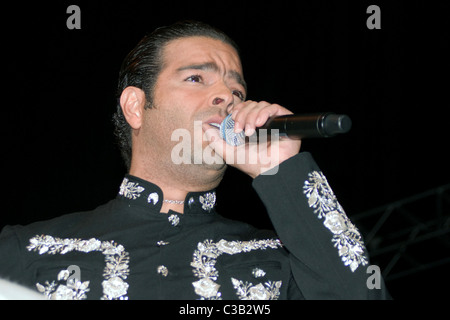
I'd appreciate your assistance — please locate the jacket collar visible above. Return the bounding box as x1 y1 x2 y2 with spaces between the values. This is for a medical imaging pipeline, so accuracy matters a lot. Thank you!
116 174 217 215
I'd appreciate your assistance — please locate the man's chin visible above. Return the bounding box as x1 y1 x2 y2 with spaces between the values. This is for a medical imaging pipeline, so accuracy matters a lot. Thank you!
191 152 227 172
202 161 227 172
188 161 227 188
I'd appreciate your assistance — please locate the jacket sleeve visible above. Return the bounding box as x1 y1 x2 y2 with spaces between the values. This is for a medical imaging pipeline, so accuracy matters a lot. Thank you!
0 226 30 286
252 152 390 299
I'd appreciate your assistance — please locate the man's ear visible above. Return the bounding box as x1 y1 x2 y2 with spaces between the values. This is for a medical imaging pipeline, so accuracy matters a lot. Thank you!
119 86 147 129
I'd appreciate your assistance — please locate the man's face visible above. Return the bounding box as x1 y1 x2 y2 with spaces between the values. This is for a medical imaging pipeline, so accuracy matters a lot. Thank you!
139 36 246 174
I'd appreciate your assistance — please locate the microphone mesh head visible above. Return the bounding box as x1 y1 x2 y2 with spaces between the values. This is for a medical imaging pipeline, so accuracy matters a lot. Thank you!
219 114 246 146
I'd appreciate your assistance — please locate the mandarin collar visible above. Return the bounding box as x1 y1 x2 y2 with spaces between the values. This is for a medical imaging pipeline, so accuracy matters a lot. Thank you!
116 174 217 215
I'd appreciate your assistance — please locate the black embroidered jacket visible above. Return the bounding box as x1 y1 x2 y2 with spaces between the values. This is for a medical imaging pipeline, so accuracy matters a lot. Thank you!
0 153 389 299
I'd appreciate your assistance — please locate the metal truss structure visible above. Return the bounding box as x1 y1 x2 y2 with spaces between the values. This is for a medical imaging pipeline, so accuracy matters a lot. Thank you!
351 184 450 284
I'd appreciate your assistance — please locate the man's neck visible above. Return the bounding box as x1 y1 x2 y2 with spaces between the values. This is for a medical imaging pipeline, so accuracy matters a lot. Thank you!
128 163 224 214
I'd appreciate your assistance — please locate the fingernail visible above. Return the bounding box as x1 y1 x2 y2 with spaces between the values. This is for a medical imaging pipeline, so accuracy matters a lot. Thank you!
245 124 255 136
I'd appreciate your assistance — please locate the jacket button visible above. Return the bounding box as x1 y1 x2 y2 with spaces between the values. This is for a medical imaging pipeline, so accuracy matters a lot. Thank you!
168 214 180 226
157 265 169 277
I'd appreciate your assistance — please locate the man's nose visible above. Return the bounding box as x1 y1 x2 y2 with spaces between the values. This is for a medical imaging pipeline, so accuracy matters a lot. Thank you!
210 87 234 114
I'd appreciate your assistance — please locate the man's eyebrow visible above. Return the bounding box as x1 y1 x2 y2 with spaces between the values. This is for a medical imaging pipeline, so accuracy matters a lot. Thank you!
176 62 219 73
176 62 247 93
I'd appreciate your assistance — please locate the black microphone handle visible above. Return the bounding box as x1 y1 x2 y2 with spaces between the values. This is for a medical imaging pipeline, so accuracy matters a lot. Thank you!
260 113 352 139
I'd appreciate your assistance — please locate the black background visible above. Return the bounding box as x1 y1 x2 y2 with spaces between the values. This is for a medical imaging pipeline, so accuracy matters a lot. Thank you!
2 1 449 299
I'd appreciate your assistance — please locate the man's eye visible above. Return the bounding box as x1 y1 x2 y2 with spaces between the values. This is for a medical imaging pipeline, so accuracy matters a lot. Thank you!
232 90 245 101
185 75 203 83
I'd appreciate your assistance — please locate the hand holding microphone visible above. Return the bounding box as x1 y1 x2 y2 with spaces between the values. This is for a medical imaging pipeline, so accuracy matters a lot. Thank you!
205 100 351 178
216 112 352 146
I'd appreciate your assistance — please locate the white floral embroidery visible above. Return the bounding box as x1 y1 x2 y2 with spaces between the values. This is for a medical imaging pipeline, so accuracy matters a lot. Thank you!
119 177 145 200
147 192 159 205
192 278 221 299
191 239 283 300
303 171 368 272
36 269 90 300
231 278 282 300
199 192 216 211
27 235 130 300
102 277 129 299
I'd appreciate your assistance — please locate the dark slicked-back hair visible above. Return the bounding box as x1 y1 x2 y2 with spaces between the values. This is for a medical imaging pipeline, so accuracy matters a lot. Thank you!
112 20 241 171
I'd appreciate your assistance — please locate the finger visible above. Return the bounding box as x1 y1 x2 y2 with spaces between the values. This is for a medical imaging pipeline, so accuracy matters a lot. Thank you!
242 102 275 136
231 100 255 120
232 101 258 133
237 102 288 136
233 101 267 134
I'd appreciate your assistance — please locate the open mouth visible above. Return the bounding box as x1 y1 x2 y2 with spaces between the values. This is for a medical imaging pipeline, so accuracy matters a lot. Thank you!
208 123 221 129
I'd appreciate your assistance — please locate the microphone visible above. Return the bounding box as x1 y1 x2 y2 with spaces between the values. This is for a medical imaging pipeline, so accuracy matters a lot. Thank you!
218 112 352 146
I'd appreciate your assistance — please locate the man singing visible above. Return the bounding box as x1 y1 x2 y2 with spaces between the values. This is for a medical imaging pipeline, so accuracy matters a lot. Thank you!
0 20 389 300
